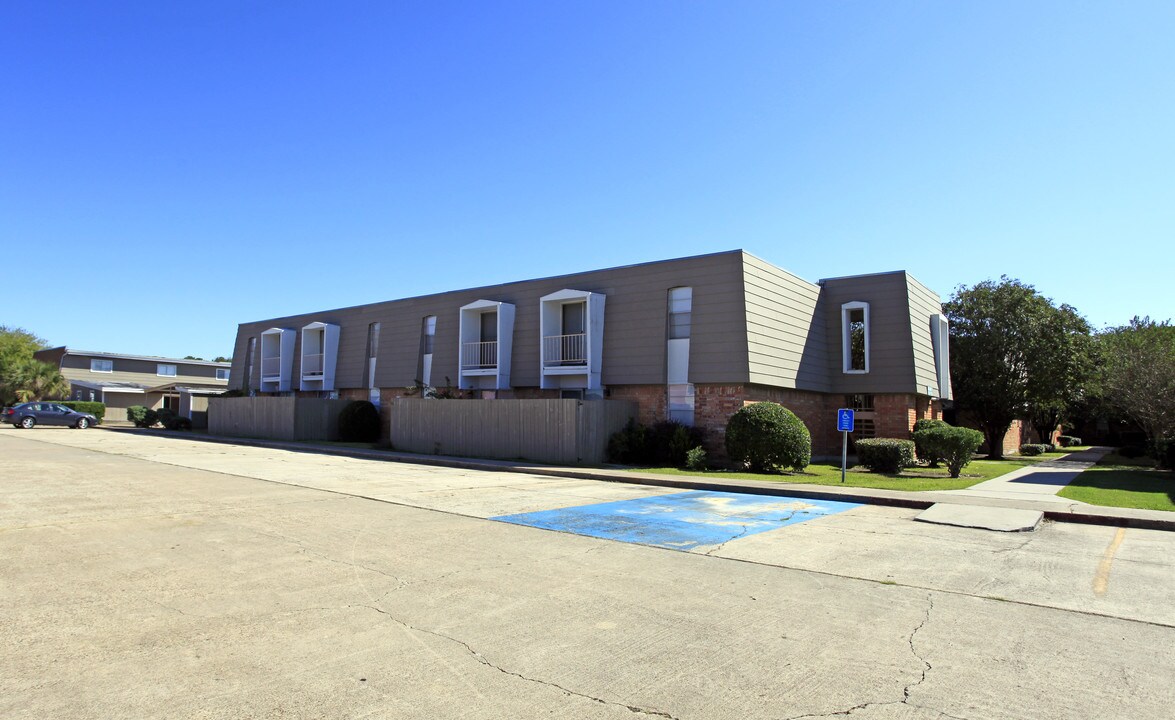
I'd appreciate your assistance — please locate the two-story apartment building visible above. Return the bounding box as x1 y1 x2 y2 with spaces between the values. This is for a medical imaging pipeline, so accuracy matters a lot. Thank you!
228 250 951 456
35 348 232 424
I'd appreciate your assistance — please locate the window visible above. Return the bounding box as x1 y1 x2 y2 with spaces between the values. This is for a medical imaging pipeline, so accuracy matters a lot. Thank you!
216 368 230 381
157 364 177 377
841 302 870 373
668 383 695 425
560 389 584 400
846 394 875 412
366 322 381 388
668 287 692 340
422 316 437 355
91 359 113 373
89 391 96 401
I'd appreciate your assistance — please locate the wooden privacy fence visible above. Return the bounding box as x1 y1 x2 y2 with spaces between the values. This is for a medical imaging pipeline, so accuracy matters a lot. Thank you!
208 396 349 442
390 399 637 465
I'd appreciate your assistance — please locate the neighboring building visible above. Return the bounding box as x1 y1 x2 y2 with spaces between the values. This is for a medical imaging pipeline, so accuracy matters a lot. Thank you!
228 250 952 456
35 348 231 424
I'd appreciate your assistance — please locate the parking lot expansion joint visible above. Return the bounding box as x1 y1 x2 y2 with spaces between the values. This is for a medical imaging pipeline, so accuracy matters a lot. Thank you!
351 603 681 719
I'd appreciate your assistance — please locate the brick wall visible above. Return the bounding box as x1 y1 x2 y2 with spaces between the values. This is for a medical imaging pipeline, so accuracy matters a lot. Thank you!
607 385 666 426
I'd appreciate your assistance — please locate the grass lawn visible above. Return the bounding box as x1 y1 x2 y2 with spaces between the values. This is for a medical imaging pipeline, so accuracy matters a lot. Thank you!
1058 453 1175 512
627 453 1056 492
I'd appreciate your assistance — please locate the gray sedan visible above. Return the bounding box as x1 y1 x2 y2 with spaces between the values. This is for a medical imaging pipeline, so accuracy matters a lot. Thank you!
3 402 97 429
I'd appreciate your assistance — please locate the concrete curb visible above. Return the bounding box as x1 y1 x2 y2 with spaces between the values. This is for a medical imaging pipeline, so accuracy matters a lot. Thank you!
98 426 1175 532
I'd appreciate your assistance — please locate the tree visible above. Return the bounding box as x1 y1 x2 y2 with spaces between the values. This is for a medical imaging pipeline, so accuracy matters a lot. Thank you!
10 359 70 402
213 356 231 363
0 327 68 405
1097 317 1175 464
1025 303 1094 445
944 278 1092 459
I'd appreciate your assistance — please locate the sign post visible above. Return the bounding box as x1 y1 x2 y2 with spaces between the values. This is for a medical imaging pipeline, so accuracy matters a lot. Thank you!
836 409 855 483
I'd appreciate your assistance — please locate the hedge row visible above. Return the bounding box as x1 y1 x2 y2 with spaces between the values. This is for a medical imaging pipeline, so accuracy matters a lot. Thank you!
59 401 105 424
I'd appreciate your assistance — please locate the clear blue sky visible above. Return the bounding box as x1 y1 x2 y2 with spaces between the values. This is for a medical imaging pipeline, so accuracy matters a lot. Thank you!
5 1 1172 359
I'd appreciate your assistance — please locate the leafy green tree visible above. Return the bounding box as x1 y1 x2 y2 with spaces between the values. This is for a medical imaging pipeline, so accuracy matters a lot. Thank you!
944 278 1092 459
0 327 67 404
1097 317 1175 464
1026 303 1095 445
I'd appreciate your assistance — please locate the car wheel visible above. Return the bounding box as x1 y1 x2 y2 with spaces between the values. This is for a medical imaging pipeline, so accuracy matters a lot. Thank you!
19 417 35 429
76 418 90 429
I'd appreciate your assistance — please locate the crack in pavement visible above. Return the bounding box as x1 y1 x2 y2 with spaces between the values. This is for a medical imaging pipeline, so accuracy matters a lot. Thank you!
704 523 752 556
353 603 680 719
782 594 965 720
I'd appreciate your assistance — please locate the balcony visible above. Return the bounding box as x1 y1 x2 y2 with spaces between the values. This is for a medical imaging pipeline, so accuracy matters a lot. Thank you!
458 300 515 390
539 289 605 393
542 333 587 366
259 327 296 392
299 322 340 391
461 341 498 370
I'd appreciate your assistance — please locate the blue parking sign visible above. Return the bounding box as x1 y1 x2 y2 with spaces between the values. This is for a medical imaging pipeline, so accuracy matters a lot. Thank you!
837 408 855 432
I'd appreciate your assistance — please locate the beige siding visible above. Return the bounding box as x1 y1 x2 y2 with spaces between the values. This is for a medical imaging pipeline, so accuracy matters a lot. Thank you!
742 253 828 392
231 251 752 392
905 274 946 396
820 272 918 395
58 354 228 388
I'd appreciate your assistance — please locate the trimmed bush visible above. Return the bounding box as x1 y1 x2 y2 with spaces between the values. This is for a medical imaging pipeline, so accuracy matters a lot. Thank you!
127 405 159 428
1057 435 1082 447
914 426 984 478
338 400 381 443
854 438 916 473
912 418 949 466
60 401 105 424
1019 443 1051 456
724 402 811 472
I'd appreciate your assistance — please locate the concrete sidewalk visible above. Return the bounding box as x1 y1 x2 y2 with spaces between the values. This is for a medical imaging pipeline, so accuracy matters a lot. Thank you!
942 446 1109 505
99 427 1175 531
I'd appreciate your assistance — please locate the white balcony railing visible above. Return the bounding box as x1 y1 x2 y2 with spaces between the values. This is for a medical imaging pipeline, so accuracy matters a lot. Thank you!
543 333 587 367
461 341 498 370
261 356 281 378
302 353 324 376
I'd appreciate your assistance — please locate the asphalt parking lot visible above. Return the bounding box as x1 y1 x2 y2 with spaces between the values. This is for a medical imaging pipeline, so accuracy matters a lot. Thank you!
3 427 1174 719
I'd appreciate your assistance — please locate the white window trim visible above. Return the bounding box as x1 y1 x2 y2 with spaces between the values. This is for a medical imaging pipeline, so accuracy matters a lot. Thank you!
90 359 113 373
157 364 177 377
841 301 870 374
216 368 230 381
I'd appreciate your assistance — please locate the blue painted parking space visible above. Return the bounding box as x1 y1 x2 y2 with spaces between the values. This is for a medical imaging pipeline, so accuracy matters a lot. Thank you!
491 490 862 551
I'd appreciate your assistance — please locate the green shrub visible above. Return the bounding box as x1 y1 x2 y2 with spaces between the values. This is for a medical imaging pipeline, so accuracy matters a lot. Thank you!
912 418 949 466
164 415 192 431
724 402 811 472
127 405 159 428
607 419 648 464
60 401 105 424
338 400 381 442
914 426 984 478
156 407 177 426
606 419 705 467
685 446 707 471
1019 443 1051 456
1057 435 1082 447
854 438 916 473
